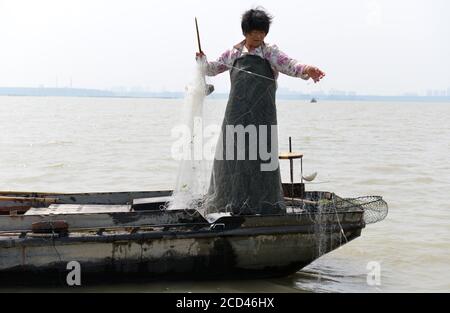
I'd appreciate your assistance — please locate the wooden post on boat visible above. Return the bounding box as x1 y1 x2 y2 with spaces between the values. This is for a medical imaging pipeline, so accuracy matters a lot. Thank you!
279 138 304 199
289 137 294 201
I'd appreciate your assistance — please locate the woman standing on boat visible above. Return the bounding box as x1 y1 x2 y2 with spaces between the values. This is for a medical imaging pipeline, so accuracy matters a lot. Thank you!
198 8 325 215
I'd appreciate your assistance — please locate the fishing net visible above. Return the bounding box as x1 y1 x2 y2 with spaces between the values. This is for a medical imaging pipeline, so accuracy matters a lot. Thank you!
168 58 210 212
202 55 285 216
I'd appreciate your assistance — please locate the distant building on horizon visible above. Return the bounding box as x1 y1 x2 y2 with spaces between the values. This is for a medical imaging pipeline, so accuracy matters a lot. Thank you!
329 89 347 96
426 89 448 97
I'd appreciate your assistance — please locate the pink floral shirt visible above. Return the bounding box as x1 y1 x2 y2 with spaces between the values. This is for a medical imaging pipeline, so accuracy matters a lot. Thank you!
205 40 310 80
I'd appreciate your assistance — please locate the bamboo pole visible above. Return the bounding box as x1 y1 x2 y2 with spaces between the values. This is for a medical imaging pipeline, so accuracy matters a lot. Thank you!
195 17 203 54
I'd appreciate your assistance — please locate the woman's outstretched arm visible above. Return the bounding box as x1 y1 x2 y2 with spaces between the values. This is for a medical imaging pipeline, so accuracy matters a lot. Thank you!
265 45 325 82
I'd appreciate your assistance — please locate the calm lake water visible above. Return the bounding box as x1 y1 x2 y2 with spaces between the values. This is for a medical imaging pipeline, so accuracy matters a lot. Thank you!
0 96 449 292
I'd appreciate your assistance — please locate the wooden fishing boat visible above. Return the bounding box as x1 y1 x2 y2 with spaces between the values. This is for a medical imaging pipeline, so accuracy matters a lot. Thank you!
0 184 373 284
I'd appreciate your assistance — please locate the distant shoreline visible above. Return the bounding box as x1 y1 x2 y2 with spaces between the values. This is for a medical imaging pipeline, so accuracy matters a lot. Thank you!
0 87 449 102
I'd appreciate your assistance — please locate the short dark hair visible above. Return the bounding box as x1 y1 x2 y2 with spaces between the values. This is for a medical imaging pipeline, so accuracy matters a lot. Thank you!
241 8 273 35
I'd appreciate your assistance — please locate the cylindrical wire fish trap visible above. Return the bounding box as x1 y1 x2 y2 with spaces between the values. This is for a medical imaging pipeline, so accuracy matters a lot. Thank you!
333 195 388 224
300 192 388 224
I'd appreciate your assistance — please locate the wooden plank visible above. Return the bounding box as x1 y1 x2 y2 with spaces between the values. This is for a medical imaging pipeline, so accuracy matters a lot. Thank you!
0 196 59 203
284 197 318 205
0 190 173 210
25 204 132 215
0 209 208 233
0 190 172 203
132 196 172 211
51 190 173 204
279 152 303 160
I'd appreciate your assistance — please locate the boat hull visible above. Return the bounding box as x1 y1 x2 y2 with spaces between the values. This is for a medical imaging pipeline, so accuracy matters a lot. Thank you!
0 189 366 284
0 217 362 284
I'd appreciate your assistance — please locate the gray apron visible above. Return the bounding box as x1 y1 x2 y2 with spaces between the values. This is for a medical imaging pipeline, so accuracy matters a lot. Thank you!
205 54 285 215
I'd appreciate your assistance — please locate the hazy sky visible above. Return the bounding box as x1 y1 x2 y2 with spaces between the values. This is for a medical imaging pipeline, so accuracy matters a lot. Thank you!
0 0 448 95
